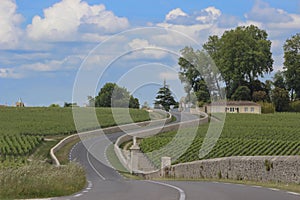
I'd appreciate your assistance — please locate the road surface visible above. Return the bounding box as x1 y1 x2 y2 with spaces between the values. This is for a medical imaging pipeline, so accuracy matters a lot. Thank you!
56 112 300 200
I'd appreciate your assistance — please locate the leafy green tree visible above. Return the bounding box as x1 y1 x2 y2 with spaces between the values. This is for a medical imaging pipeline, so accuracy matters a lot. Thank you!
95 83 139 108
154 80 177 111
87 96 95 107
284 33 300 100
95 83 116 107
64 102 77 107
178 47 220 103
231 86 251 101
273 71 287 89
129 96 140 109
203 25 273 98
252 91 268 102
272 87 290 112
49 104 60 107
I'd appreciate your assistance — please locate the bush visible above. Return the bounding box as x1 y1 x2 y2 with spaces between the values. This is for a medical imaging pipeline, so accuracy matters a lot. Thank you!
289 101 300 112
258 102 275 114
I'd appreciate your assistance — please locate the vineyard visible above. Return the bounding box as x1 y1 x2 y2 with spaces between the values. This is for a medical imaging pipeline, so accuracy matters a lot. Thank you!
139 113 300 167
0 135 43 156
0 107 150 136
0 107 150 162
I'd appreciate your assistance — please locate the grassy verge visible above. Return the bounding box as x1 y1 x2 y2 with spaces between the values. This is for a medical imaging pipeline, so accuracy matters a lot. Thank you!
0 162 86 199
30 136 65 163
105 144 142 180
154 177 300 194
55 137 81 165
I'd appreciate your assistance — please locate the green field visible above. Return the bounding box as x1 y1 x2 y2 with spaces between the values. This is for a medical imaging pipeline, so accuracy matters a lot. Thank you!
0 107 150 135
0 107 150 160
139 113 300 167
0 107 151 199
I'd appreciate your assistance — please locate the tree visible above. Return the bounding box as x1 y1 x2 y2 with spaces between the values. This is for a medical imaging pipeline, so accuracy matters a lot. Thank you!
49 104 60 107
203 25 273 98
154 80 177 111
272 87 290 112
129 96 140 109
64 102 78 107
94 83 140 108
252 91 268 102
231 86 251 101
284 33 300 100
273 71 287 89
95 83 116 107
178 47 220 104
87 96 95 107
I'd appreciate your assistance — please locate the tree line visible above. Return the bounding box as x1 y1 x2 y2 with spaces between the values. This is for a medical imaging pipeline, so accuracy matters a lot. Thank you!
178 25 300 112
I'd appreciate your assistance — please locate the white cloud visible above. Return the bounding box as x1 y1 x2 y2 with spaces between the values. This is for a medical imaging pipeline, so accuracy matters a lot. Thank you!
0 0 23 49
196 7 221 23
267 14 300 30
26 0 129 41
166 8 187 21
21 56 82 72
165 7 221 25
155 6 225 44
245 0 292 23
0 68 22 79
127 38 168 59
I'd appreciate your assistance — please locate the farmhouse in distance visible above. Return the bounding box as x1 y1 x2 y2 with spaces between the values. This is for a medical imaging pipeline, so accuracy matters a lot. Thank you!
204 101 261 114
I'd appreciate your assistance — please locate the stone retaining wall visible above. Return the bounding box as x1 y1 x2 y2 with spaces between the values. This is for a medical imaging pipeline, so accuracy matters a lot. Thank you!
141 156 300 184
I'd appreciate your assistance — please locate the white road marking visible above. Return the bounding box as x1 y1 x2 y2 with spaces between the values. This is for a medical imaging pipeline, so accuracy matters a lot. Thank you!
287 191 300 196
87 141 107 180
269 188 280 191
87 180 92 188
73 194 82 197
146 180 186 200
69 141 81 161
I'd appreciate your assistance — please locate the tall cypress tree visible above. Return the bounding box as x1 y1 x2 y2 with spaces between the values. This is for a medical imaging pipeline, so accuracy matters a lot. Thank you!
154 80 177 111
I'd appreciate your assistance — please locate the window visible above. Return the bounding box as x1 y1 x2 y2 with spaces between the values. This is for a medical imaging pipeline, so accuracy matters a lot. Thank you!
244 107 248 112
230 107 234 112
251 107 255 112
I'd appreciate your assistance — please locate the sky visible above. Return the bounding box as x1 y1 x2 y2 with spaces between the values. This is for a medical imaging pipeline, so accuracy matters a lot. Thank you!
0 0 300 106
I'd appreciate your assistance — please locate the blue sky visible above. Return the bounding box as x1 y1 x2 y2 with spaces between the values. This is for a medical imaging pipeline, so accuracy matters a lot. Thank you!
1 0 300 106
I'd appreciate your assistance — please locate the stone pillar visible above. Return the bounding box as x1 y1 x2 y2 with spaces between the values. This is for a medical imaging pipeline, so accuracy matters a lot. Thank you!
129 137 140 174
161 157 171 177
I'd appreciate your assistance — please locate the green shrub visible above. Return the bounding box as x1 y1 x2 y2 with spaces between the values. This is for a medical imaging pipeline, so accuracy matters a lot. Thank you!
258 102 275 114
289 101 300 112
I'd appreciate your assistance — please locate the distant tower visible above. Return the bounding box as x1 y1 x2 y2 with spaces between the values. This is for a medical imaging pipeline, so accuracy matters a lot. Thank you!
16 98 25 107
163 78 169 88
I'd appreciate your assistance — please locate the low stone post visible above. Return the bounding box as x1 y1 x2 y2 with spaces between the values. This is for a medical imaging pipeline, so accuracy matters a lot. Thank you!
130 137 140 174
161 157 171 177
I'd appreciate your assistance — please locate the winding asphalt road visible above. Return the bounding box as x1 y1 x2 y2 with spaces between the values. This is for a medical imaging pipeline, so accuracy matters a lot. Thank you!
55 112 300 200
